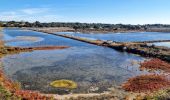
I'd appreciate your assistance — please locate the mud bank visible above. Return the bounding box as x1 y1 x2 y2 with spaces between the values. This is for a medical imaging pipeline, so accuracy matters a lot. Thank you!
0 45 69 58
4 36 44 43
23 27 145 34
123 44 170 62
0 45 32 58
24 27 75 33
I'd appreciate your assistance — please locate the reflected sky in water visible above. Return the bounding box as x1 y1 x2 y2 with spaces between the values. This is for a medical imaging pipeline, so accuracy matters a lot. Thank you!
2 29 152 94
154 42 170 48
57 32 170 42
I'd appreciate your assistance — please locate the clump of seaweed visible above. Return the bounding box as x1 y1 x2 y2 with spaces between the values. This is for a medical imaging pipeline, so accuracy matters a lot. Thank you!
50 80 77 89
140 58 170 72
122 74 170 93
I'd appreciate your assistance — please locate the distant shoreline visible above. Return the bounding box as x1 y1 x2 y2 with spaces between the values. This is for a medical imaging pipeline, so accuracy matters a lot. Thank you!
20 27 170 34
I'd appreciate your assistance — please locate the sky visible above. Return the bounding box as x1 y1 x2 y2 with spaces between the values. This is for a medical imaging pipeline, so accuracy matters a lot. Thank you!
0 0 170 24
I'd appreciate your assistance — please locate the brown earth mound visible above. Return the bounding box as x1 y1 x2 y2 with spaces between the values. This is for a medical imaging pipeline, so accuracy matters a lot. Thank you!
0 45 69 58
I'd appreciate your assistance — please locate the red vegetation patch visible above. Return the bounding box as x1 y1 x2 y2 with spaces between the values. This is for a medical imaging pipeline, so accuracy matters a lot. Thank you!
0 70 53 99
140 59 170 72
122 74 170 92
14 90 53 100
0 70 20 92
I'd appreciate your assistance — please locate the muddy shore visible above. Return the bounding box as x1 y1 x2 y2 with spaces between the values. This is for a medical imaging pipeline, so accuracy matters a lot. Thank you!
0 45 69 58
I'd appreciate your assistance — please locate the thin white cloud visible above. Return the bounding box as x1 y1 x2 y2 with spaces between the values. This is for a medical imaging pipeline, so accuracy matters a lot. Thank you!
21 8 50 15
0 11 24 21
24 15 62 22
2 7 169 24
1 11 17 16
0 8 62 22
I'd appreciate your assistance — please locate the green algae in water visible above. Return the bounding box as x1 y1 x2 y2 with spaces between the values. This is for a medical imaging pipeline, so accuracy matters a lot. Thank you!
50 80 77 89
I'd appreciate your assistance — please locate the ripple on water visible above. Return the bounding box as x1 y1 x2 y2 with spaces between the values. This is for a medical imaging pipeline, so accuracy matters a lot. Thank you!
2 28 152 94
2 46 148 93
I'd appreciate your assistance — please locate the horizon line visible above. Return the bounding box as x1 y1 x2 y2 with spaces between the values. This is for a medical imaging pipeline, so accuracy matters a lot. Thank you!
1 20 170 26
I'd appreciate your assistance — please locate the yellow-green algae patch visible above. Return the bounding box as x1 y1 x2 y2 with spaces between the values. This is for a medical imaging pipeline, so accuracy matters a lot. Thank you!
50 80 77 89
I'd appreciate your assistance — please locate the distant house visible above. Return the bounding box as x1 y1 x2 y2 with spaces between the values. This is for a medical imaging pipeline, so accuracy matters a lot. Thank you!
107 40 113 44
89 27 94 30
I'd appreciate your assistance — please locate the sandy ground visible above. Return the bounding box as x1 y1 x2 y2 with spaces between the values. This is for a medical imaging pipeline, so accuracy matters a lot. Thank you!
29 27 170 34
5 36 44 43
50 90 144 100
54 92 111 100
16 36 43 42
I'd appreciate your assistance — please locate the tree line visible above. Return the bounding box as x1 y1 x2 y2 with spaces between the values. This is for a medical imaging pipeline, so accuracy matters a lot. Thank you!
1 21 170 30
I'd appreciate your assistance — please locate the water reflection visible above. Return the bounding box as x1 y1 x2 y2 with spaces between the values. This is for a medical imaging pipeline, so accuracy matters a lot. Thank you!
2 29 148 94
57 32 170 42
154 42 170 48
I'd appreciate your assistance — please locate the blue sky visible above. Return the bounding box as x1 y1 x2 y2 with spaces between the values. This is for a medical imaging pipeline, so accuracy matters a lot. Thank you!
0 0 170 24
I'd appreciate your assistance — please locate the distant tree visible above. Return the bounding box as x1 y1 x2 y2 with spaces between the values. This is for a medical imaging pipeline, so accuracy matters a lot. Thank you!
24 22 31 27
93 25 100 29
0 22 3 27
73 25 80 30
2 21 170 31
34 21 43 27
144 26 148 30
